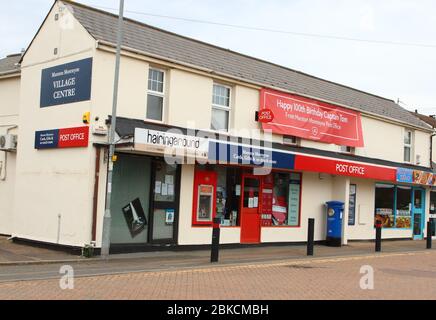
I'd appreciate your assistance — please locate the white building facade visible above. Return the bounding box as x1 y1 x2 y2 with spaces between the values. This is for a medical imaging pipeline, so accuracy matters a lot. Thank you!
0 0 435 253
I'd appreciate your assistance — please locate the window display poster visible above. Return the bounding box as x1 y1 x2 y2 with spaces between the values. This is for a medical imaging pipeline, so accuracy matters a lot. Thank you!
167 184 174 196
248 198 254 208
253 197 259 208
165 209 175 225
122 198 147 238
161 183 168 196
288 183 300 226
235 185 241 196
155 181 162 194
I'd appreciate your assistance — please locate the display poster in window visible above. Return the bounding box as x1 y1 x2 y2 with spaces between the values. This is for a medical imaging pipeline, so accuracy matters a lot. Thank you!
288 183 300 226
348 185 356 226
122 198 147 238
375 208 394 228
165 209 175 225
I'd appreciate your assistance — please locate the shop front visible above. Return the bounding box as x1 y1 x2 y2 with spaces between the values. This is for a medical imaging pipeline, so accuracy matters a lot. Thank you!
374 183 426 239
191 163 302 244
114 118 436 248
109 154 181 252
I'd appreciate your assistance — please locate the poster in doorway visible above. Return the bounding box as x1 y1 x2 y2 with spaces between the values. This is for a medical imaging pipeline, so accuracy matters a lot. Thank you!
122 198 148 238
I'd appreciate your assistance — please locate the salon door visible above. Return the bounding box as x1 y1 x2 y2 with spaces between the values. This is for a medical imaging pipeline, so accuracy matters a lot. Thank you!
412 188 425 240
240 175 261 244
149 160 180 244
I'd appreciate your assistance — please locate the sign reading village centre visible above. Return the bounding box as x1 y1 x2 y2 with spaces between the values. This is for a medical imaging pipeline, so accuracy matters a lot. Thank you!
40 58 93 108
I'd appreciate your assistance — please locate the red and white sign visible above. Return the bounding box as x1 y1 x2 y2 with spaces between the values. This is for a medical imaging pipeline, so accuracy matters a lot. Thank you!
260 88 364 147
58 126 89 148
294 155 396 181
258 109 274 123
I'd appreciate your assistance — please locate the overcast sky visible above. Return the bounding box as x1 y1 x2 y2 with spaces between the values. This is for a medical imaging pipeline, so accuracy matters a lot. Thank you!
1 0 435 115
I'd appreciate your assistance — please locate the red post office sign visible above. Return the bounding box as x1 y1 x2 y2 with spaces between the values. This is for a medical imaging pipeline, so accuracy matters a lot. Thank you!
35 126 89 149
260 88 364 147
294 155 396 181
58 126 89 148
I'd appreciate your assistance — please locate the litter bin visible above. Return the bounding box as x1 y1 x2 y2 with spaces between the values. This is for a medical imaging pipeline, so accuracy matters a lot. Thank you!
325 201 344 247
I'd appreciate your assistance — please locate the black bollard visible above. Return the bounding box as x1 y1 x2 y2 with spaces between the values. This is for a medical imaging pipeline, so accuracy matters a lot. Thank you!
307 218 315 256
427 221 433 249
211 217 221 263
375 220 382 252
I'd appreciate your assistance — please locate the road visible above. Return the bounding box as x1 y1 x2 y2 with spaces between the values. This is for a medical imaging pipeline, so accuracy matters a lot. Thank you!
0 250 435 299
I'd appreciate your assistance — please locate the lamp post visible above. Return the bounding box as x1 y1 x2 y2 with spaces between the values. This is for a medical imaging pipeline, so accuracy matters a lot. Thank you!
101 0 125 257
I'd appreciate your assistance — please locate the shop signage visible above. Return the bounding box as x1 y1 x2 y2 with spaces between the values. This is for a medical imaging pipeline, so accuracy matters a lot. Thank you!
134 128 209 158
294 155 397 181
40 58 93 108
396 168 435 186
260 88 364 147
208 141 295 170
35 126 89 149
257 109 274 123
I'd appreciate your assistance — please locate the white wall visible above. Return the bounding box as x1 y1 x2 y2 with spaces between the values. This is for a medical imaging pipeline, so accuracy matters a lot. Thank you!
0 75 20 235
13 2 98 247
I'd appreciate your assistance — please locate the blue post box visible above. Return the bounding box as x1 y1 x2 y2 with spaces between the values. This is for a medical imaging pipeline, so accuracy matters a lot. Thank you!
326 201 344 247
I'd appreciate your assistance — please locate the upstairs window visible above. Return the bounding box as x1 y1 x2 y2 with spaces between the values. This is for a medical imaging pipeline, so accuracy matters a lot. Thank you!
146 68 165 121
211 84 231 132
404 130 412 163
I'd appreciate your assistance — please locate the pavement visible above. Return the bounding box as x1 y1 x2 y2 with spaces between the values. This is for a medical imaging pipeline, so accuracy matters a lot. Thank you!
0 249 435 300
0 237 435 299
0 235 431 268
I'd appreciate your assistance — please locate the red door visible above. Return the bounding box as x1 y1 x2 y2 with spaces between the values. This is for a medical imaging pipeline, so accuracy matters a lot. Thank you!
240 175 261 243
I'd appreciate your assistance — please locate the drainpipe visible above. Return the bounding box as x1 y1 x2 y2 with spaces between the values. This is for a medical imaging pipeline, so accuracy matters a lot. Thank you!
0 125 18 181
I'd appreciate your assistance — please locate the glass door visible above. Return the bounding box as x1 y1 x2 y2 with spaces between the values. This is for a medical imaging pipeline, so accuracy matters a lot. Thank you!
412 188 425 240
149 159 180 244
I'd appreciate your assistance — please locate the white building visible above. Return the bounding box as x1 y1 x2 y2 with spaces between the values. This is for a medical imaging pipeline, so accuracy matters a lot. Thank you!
0 0 435 253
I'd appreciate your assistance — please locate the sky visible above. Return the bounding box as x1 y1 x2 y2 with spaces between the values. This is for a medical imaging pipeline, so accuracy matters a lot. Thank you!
1 0 436 115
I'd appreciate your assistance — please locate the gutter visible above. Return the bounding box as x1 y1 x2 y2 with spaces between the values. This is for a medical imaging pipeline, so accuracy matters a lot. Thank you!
96 40 433 133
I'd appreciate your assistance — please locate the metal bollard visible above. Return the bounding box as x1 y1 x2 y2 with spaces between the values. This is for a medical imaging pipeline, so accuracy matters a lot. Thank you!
307 218 315 256
427 221 433 250
375 220 382 252
211 217 221 263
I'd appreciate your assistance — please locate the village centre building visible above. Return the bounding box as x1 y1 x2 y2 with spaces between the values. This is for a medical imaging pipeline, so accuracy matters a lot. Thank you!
0 0 436 253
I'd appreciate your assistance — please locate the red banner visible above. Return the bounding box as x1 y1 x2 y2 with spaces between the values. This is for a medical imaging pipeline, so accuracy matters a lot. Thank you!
260 89 364 147
58 126 89 148
294 155 396 181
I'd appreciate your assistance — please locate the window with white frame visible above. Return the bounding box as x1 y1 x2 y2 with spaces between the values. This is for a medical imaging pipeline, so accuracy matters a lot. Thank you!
211 84 231 131
404 130 413 163
146 68 165 121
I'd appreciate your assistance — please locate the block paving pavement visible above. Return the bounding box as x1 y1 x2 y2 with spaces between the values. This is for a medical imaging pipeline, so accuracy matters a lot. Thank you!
0 250 435 300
